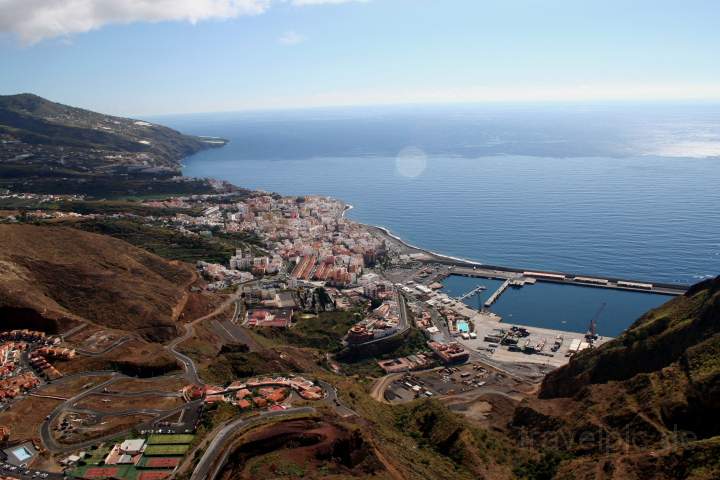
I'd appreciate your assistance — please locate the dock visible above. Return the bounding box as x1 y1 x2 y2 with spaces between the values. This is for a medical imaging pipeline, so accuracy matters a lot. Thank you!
463 311 614 368
457 284 487 301
440 265 685 296
483 275 536 308
485 279 511 307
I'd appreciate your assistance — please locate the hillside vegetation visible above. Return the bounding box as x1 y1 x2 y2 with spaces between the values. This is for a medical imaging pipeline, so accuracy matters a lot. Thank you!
510 276 720 479
0 93 218 169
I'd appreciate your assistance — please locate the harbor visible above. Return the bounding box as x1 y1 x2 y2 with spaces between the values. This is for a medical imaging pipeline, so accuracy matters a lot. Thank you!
368 222 689 295
369 220 685 370
437 270 675 337
395 272 617 369
380 243 680 337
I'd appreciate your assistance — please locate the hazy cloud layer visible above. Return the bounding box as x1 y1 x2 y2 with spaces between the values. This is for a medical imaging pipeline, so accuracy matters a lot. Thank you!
289 0 367 5
278 30 305 45
0 0 366 44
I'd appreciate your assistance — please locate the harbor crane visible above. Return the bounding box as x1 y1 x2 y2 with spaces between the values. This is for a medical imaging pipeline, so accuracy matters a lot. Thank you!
585 302 606 343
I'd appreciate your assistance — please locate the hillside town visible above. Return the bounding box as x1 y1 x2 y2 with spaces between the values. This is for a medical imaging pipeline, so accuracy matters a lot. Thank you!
0 166 683 480
176 194 388 287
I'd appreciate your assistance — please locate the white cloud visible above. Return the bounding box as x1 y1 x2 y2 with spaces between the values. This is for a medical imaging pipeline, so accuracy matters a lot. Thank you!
289 0 367 5
277 30 305 45
0 0 265 44
0 0 370 44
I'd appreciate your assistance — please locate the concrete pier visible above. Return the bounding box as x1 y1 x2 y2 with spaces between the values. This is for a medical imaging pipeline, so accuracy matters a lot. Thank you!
443 266 685 296
485 279 511 307
457 284 487 301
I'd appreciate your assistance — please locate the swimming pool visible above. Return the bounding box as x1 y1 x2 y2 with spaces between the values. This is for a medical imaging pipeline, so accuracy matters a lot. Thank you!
457 320 470 333
12 446 32 462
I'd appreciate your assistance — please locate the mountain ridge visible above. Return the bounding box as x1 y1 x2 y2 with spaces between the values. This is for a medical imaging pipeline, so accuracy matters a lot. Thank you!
0 93 225 173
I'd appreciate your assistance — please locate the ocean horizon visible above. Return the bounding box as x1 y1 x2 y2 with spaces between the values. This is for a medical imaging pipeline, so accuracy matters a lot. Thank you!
155 103 720 286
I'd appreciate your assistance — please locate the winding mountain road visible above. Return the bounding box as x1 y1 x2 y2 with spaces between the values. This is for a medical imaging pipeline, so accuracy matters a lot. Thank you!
190 407 317 480
38 278 356 479
166 283 250 385
38 372 198 453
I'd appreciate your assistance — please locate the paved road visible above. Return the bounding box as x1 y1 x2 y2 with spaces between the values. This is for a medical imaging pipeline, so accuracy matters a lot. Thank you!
37 276 355 477
188 377 356 480
397 292 409 330
190 407 317 480
59 322 88 340
369 373 403 403
38 372 198 453
40 374 121 452
316 379 356 417
166 281 253 385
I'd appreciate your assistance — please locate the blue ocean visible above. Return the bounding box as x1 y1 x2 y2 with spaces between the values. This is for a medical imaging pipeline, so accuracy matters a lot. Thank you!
155 103 720 335
157 103 720 286
153 103 720 336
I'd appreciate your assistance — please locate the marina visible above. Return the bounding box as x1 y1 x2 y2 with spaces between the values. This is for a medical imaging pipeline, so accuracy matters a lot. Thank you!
456 284 487 301
439 272 675 337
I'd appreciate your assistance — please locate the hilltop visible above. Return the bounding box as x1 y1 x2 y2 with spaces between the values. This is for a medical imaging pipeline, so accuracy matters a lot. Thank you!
510 276 720 479
0 223 196 341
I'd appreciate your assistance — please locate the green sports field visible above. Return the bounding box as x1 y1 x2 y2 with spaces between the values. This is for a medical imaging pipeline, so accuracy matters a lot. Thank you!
143 444 190 456
146 433 195 445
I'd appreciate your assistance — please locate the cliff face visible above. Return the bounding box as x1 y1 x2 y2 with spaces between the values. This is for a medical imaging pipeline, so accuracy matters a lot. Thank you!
0 224 195 341
510 277 720 479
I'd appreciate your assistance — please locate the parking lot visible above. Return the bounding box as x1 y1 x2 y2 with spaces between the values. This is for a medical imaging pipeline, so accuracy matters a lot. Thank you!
0 461 62 480
383 361 528 403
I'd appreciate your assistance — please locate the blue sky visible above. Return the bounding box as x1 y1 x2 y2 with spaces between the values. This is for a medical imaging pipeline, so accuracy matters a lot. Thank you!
1 0 719 115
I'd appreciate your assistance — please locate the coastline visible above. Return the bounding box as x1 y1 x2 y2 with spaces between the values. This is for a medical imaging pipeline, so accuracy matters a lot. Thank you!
186 173 690 293
348 210 689 294
340 201 483 266
366 223 484 266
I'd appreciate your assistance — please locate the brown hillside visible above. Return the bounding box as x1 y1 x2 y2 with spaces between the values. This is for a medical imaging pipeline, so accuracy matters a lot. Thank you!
0 224 194 341
509 277 720 479
541 276 720 399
